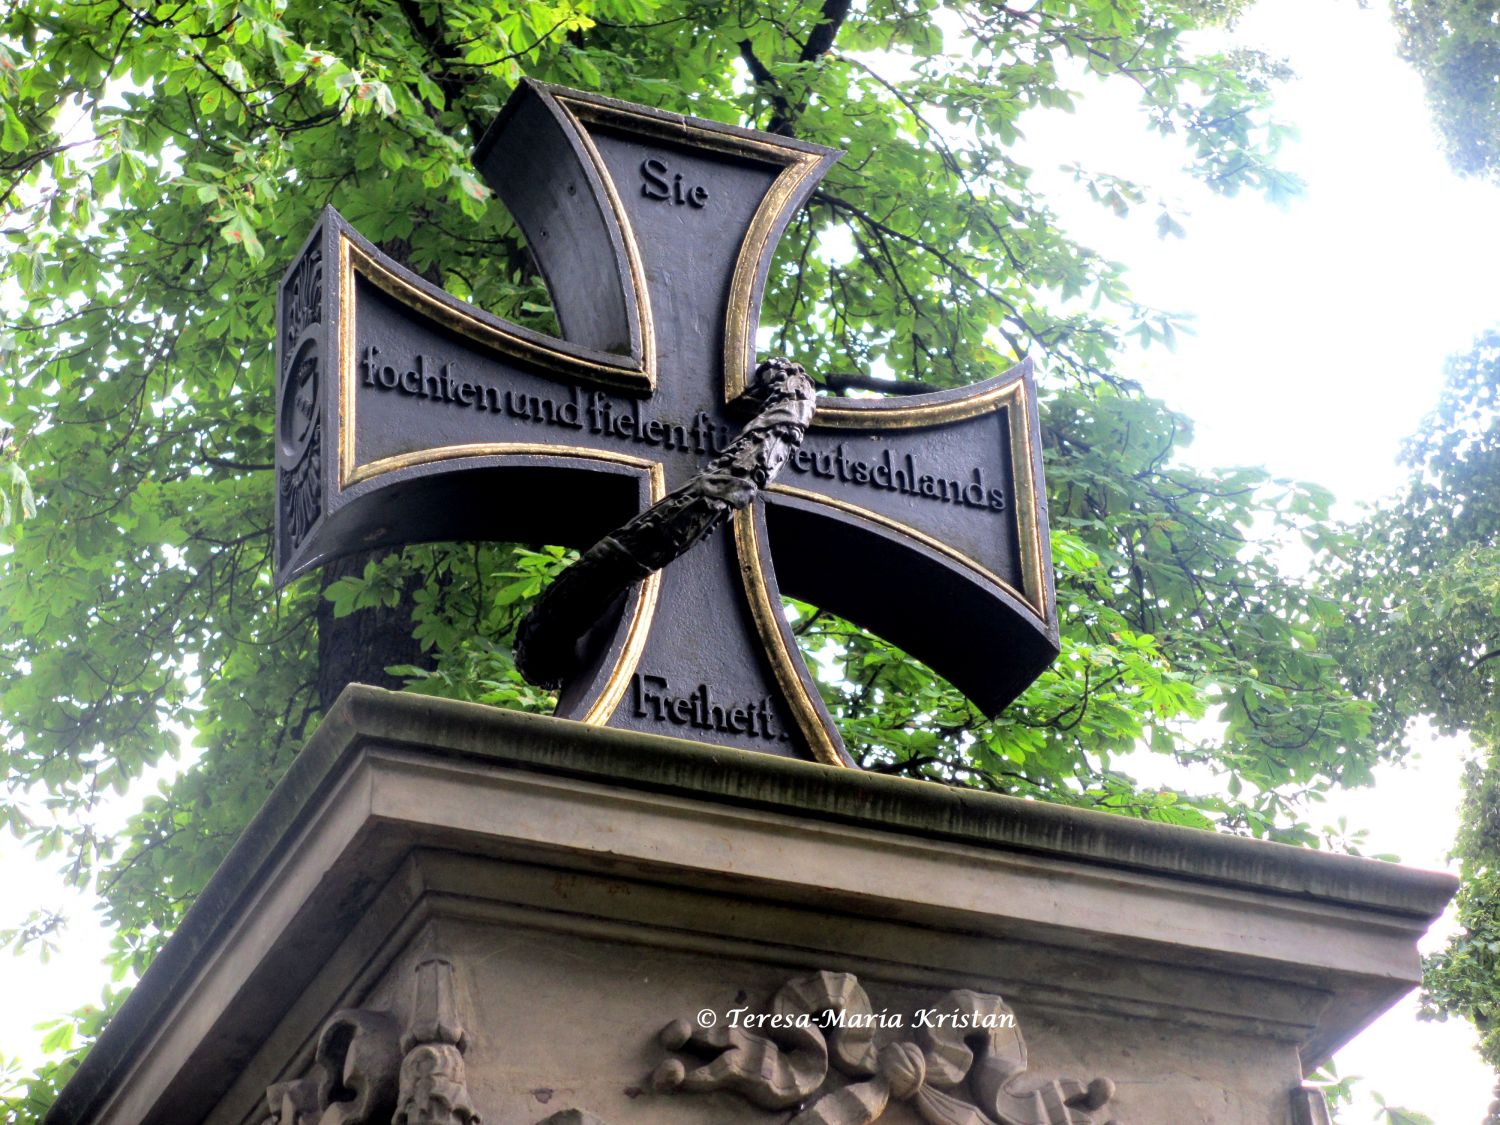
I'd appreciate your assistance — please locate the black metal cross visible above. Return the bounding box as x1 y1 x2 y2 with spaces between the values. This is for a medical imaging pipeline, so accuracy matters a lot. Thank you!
275 81 1057 767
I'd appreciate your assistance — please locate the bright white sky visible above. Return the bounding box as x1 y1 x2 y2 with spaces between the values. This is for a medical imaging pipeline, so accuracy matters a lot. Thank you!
1018 0 1500 1118
3 0 1499 1119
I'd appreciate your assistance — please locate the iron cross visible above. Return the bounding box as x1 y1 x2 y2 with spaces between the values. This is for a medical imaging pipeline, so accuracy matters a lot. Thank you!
275 81 1058 767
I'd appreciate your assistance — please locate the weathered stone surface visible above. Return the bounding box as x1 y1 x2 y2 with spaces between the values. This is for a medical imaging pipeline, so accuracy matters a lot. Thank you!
47 687 1457 1125
651 971 1118 1124
1291 1088 1333 1125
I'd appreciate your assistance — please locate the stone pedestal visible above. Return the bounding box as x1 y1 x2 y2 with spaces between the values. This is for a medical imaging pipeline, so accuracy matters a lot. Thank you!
49 687 1456 1125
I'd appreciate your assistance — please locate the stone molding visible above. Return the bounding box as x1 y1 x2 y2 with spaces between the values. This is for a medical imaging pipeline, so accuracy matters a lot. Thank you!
46 687 1458 1125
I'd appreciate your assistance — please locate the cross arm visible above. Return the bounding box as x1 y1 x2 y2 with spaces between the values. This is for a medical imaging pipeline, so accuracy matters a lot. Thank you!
472 81 651 370
273 208 662 586
757 359 1059 718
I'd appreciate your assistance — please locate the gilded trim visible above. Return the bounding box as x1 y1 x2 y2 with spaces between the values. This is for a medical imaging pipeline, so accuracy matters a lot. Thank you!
579 555 662 726
553 91 831 407
812 372 1023 431
768 483 1043 620
551 96 657 383
581 460 667 725
558 95 827 165
343 235 650 391
723 152 826 402
733 509 846 768
1007 382 1049 625
345 440 666 491
338 233 357 492
337 392 667 729
796 365 1051 621
337 231 657 490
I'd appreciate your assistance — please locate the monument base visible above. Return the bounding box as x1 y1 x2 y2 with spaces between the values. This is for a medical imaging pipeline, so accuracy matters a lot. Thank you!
49 687 1455 1125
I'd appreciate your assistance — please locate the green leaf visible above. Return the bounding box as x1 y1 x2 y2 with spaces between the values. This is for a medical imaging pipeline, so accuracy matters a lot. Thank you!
220 211 264 262
0 104 27 153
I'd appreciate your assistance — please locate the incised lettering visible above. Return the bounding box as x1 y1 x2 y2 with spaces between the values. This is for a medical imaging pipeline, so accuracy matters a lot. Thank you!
640 157 710 208
633 674 788 742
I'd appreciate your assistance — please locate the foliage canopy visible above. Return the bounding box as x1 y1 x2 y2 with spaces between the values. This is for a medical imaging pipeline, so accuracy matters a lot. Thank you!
1335 330 1500 1078
1392 0 1500 179
0 0 1377 1113
1336 0 1500 1084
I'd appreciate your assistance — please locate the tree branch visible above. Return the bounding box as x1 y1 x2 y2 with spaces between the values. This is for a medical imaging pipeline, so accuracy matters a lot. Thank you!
738 39 796 136
802 0 852 62
741 0 851 136
820 372 941 396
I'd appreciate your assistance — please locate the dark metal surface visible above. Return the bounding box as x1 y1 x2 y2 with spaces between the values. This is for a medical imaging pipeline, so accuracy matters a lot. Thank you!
515 357 815 690
274 80 1059 765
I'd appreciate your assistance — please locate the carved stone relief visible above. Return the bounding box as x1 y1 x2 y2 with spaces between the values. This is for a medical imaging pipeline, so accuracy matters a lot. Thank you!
262 958 479 1125
315 1009 403 1125
651 971 1118 1125
394 958 479 1125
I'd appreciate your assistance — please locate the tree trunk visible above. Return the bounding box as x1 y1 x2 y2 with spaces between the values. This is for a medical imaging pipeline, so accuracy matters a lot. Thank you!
316 548 429 711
